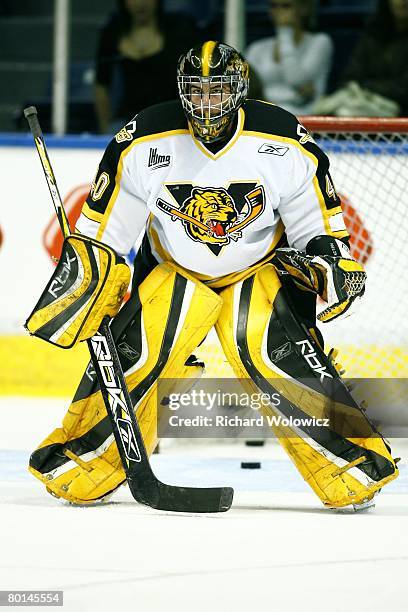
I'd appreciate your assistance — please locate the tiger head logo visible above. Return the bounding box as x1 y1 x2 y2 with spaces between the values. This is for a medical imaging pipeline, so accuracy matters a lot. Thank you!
180 187 238 244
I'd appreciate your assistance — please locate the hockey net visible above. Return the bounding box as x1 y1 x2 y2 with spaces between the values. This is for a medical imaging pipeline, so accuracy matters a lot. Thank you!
198 117 408 380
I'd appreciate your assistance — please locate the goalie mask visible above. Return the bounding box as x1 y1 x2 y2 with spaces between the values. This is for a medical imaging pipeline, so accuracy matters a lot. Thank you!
177 41 249 144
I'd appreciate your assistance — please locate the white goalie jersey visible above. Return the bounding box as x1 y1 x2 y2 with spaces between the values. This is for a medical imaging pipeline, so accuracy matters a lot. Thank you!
76 99 348 288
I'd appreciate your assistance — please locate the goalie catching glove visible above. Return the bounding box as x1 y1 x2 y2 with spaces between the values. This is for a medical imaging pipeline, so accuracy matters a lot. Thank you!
272 236 366 323
26 234 130 348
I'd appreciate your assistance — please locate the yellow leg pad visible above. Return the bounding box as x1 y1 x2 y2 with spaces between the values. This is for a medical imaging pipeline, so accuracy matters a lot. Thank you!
28 385 162 505
277 434 397 508
216 265 398 508
29 262 221 504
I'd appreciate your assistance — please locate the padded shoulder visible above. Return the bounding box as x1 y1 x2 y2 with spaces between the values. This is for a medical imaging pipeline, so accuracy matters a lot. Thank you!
104 100 188 160
243 99 331 167
130 100 188 138
243 99 311 143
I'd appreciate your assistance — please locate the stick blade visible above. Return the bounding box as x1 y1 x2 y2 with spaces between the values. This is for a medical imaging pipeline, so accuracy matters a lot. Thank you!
129 475 233 513
156 484 234 513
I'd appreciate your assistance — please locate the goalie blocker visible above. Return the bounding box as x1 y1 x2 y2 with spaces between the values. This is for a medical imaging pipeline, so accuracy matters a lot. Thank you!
25 234 130 348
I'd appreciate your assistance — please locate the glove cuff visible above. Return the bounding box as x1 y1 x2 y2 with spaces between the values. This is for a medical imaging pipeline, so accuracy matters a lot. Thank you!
306 235 351 259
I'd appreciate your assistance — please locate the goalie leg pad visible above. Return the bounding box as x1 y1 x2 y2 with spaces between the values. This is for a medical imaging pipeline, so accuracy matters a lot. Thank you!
29 262 222 504
216 263 398 508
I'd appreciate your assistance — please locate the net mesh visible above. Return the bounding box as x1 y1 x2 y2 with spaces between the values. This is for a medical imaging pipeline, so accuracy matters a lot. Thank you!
197 118 408 379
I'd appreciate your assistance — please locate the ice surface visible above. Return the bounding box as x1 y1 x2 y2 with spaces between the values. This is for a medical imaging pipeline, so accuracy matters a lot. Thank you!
1 398 408 612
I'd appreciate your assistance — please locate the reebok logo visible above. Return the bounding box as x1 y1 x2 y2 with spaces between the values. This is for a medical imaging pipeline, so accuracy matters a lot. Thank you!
48 251 76 298
91 333 142 462
118 341 140 362
148 148 171 170
270 341 292 362
296 339 333 382
258 143 289 156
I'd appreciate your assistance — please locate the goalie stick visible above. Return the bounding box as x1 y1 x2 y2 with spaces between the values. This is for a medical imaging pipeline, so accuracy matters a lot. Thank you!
24 105 233 513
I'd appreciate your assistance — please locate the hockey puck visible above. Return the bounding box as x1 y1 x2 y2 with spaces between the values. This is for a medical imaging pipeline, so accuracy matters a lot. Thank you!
241 461 261 469
245 440 265 447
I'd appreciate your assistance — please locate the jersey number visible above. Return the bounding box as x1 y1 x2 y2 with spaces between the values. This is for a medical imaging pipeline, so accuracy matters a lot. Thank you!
91 172 110 201
325 174 338 200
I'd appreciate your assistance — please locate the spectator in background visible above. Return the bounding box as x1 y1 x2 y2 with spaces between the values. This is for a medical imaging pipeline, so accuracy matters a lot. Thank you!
95 0 198 133
341 0 408 116
245 0 333 115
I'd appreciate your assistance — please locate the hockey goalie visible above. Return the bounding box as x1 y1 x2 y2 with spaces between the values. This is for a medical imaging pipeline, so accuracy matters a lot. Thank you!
27 41 398 510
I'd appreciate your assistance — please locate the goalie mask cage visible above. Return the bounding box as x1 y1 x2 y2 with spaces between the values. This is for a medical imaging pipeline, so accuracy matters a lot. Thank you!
200 117 408 379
